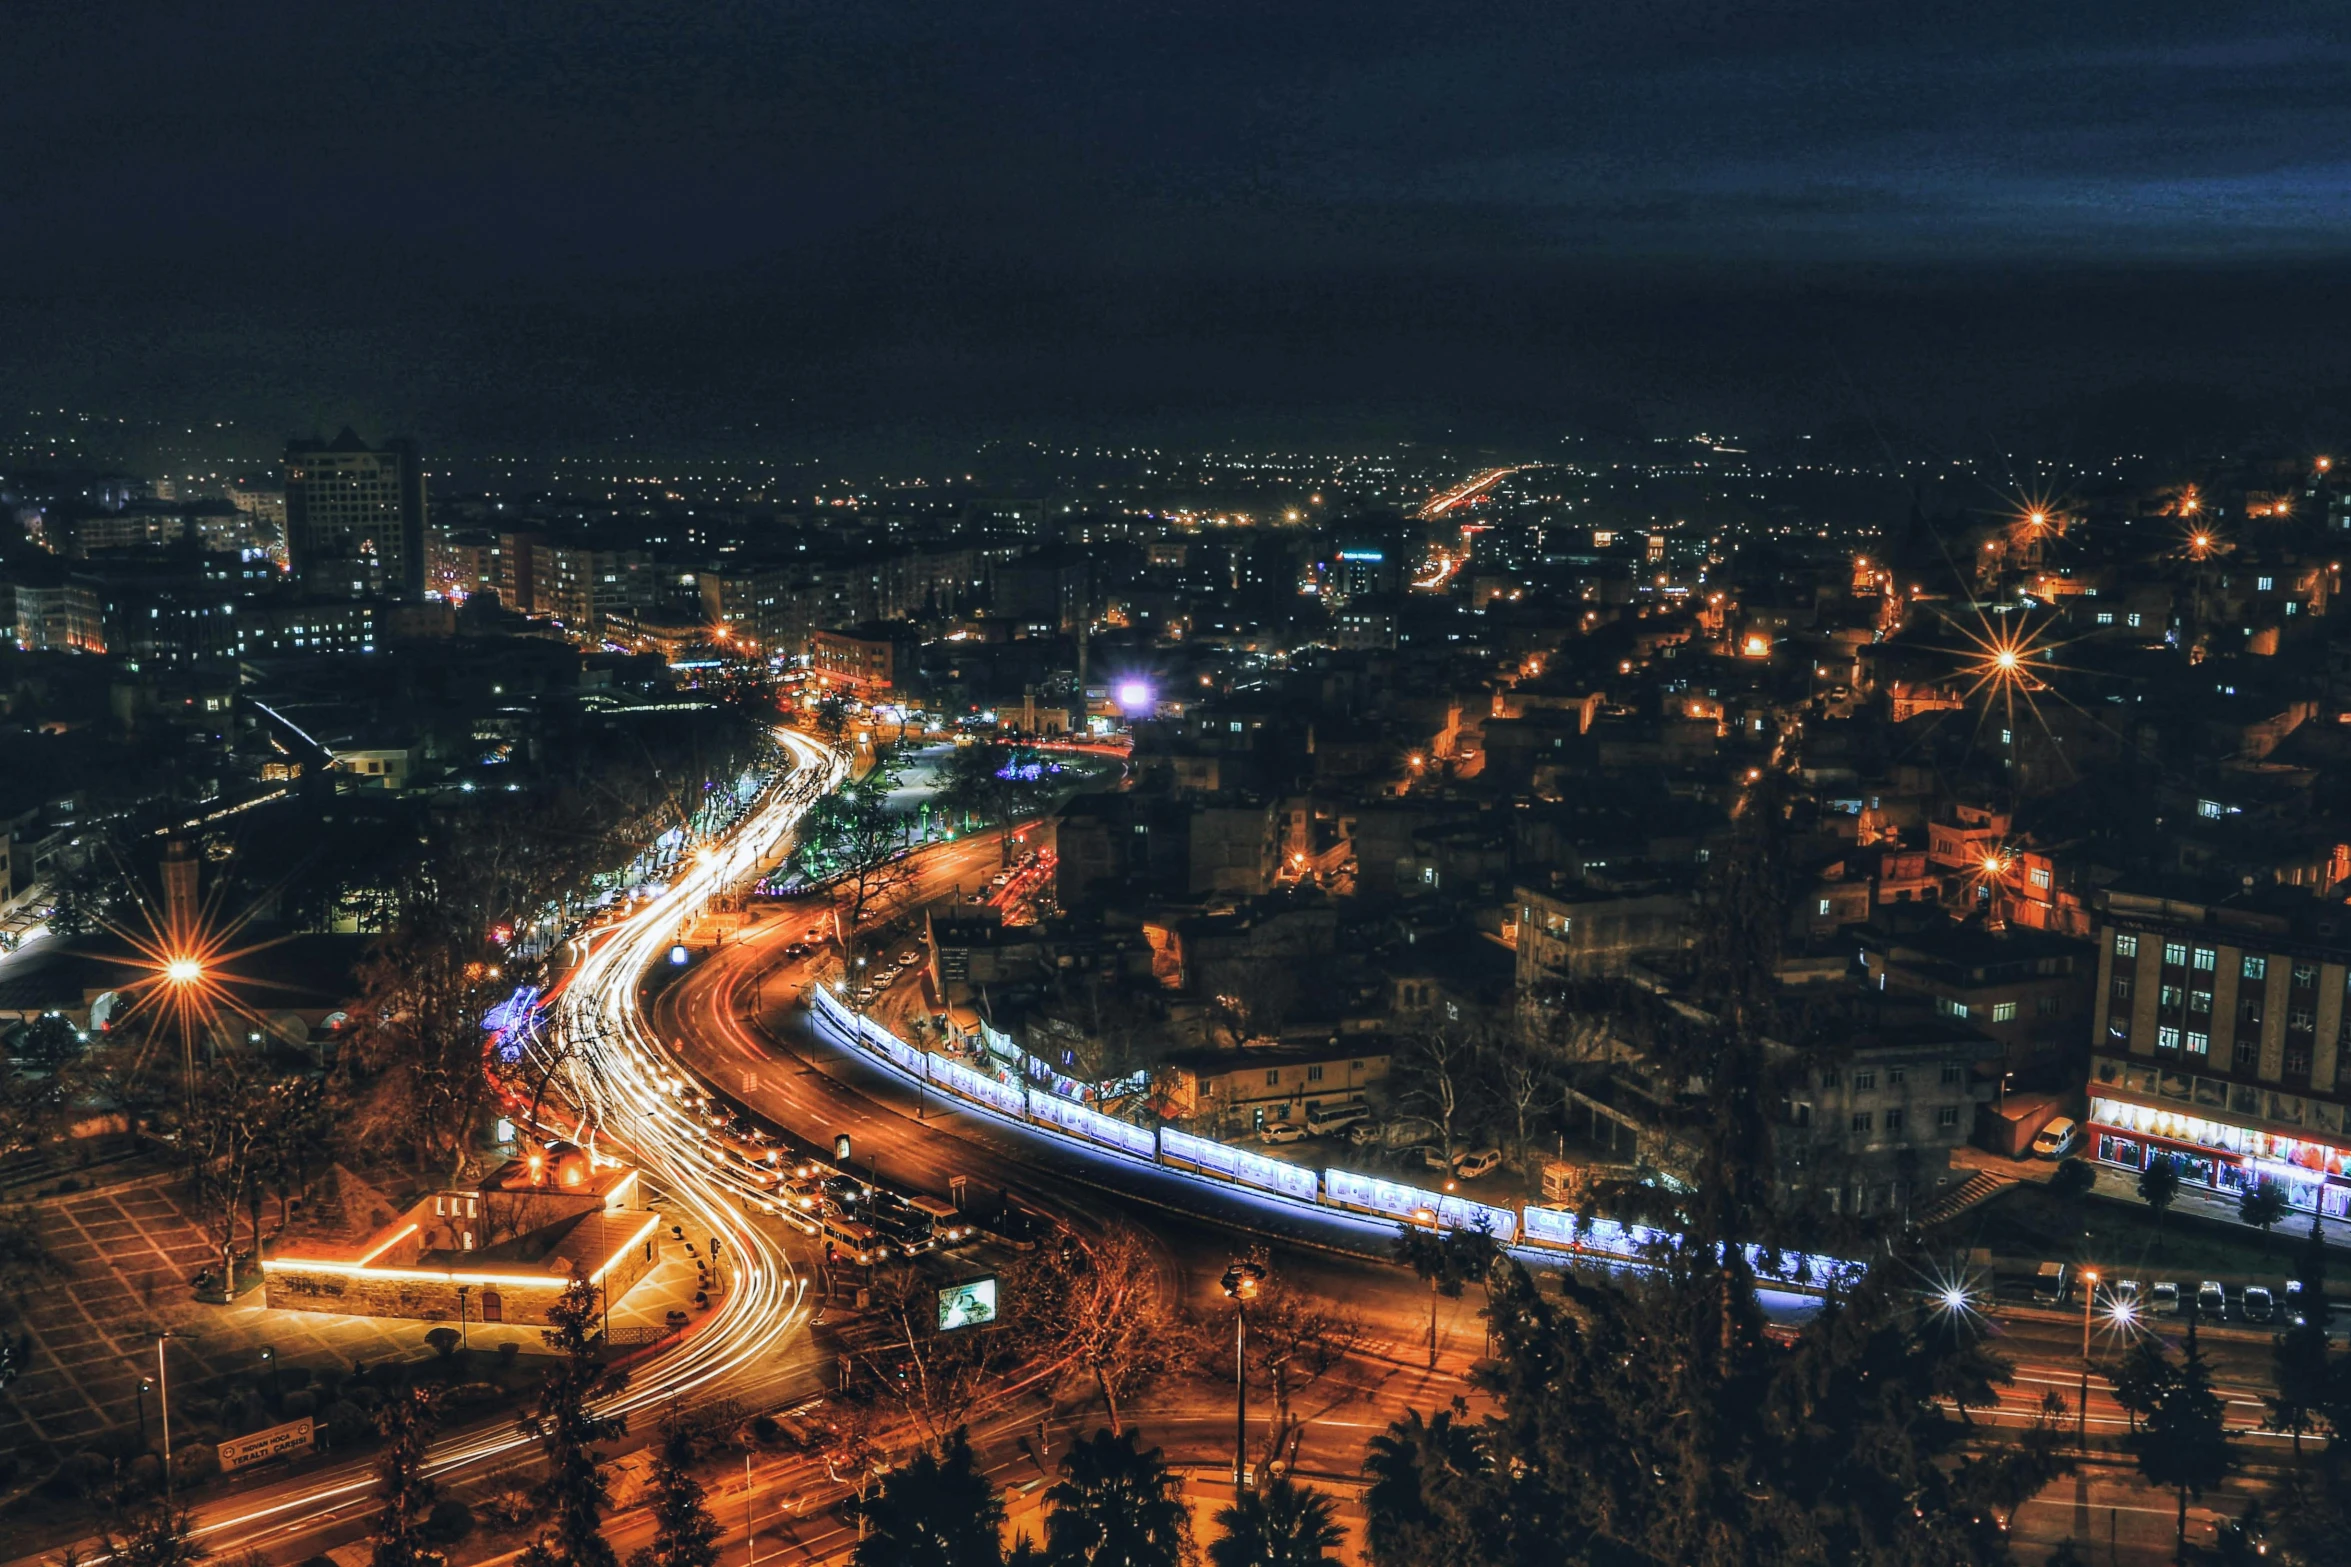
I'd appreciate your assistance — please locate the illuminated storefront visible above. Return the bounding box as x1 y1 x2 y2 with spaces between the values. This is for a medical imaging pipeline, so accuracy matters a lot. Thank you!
2089 1094 2351 1219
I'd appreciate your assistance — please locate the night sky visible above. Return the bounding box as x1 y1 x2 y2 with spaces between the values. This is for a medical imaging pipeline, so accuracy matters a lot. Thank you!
7 1 2349 459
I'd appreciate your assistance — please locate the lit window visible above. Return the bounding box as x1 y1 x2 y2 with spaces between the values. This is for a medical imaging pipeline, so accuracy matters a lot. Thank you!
2192 948 2216 971
2115 933 2139 959
2186 1032 2209 1056
2244 956 2267 980
1991 1001 2018 1022
2158 1026 2182 1050
2163 942 2188 967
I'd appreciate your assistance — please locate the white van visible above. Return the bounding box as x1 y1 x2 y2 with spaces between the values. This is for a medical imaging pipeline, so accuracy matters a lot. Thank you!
1305 1102 1371 1137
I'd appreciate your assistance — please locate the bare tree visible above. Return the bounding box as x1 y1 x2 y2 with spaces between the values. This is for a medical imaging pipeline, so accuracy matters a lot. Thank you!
853 1265 1006 1445
1393 1024 1477 1166
1023 1225 1175 1435
344 906 512 1178
1496 1048 1553 1162
181 1053 279 1290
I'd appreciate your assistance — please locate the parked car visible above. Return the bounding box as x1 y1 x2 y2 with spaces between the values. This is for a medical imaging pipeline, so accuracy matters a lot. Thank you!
897 949 921 965
2030 1117 2080 1160
1260 1121 1310 1145
1345 1122 1383 1147
2242 1285 2276 1324
2287 1278 2311 1326
2110 1279 2143 1313
2151 1281 2182 1316
2197 1281 2227 1319
1452 1148 1505 1180
783 942 813 959
1416 1146 1452 1172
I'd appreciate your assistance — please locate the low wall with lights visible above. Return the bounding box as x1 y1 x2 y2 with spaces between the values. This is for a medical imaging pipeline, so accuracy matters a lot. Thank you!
264 1210 661 1327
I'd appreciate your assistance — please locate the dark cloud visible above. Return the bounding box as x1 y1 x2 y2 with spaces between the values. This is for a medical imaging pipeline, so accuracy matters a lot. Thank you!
3 2 2347 455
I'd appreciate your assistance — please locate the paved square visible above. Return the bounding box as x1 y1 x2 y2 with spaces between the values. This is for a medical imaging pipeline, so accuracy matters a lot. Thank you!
3 1167 714 1465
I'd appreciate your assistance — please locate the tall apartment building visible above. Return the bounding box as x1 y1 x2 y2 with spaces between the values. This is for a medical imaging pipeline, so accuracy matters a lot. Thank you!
283 429 426 599
2087 884 2351 1222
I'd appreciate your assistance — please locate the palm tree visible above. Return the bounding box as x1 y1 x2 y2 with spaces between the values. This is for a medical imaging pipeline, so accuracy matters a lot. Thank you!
853 1428 1004 1567
1209 1478 1344 1567
103 1506 207 1567
1042 1428 1190 1567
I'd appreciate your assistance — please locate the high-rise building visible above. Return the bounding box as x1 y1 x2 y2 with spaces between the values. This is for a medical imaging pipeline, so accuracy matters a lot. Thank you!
283 429 426 599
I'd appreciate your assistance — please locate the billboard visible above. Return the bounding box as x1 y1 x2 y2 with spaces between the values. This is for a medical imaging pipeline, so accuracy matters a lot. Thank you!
937 1276 998 1331
218 1416 316 1472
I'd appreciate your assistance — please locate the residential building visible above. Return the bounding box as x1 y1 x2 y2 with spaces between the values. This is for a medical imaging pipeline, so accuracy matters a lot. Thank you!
1157 1042 1393 1128
2087 884 2351 1221
1857 924 2094 1079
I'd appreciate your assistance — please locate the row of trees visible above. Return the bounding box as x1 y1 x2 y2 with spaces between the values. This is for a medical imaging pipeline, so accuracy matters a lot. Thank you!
850 1424 1347 1567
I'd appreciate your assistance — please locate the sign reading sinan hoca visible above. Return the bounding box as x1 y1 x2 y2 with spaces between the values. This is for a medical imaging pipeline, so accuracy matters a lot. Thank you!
219 1416 316 1472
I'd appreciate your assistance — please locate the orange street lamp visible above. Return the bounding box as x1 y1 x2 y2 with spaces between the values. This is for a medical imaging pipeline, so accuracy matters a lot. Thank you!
165 957 203 985
2078 1268 2099 1451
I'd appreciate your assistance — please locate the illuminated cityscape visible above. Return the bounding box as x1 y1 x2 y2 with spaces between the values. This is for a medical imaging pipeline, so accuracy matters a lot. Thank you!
4 8 2351 1567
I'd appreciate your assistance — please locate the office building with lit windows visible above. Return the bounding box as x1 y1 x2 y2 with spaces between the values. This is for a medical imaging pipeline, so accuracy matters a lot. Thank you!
2086 884 2351 1220
283 428 427 599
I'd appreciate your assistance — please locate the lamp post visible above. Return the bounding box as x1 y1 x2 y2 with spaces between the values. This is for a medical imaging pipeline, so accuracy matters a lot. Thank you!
2078 1268 2099 1452
457 1285 470 1350
156 1333 174 1507
1220 1261 1266 1501
136 1374 153 1451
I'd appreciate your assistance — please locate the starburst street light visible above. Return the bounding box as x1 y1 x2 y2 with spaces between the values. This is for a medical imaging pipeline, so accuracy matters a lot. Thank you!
165 957 204 985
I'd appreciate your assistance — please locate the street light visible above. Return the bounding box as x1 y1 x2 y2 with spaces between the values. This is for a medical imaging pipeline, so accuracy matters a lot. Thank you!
2078 1269 2098 1452
1220 1261 1266 1500
165 956 202 985
137 1374 153 1451
156 1333 175 1506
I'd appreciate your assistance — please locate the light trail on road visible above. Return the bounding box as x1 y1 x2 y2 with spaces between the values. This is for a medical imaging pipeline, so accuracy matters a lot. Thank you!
122 727 851 1567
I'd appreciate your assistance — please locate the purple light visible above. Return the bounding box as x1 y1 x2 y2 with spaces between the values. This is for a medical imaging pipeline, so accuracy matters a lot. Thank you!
1115 679 1152 712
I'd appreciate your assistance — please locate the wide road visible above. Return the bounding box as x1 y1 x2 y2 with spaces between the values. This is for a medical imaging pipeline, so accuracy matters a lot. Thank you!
650 815 2312 1562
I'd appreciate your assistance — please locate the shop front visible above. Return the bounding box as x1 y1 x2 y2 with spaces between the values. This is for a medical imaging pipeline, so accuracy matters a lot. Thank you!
2089 1094 2351 1221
